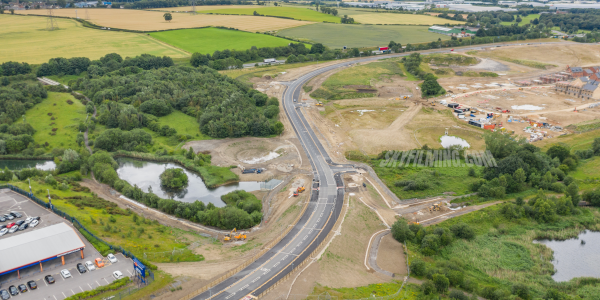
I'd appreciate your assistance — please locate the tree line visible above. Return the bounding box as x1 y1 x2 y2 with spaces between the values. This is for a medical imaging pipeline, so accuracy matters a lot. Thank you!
116 0 252 9
36 53 174 77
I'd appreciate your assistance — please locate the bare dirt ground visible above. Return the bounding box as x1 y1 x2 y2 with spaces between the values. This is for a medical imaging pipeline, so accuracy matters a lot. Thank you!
184 137 307 180
472 43 600 70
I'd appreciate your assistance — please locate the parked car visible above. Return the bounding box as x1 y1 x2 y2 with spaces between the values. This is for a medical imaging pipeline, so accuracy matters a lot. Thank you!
8 226 18 233
60 269 72 279
32 216 40 221
113 271 124 280
6 222 15 228
84 261 96 271
0 289 9 300
4 214 13 220
107 253 118 263
8 285 17 296
14 220 24 226
17 284 27 293
27 281 37 290
0 224 5 229
94 258 105 268
44 275 55 284
18 223 28 231
0 228 7 236
29 220 39 228
24 217 33 224
0 216 6 222
10 212 22 218
76 263 87 274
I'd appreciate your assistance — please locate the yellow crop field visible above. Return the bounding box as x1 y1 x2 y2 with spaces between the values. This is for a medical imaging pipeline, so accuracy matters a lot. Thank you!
0 14 187 64
352 13 465 25
151 5 259 11
15 8 312 32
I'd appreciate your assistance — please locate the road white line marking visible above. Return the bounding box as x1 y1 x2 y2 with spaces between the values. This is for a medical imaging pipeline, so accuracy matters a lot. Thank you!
226 292 236 299
104 278 110 284
62 292 67 298
71 289 75 295
80 286 84 292
239 284 249 291
252 277 261 283
303 235 308 240
88 283 93 290
274 262 280 267
96 280 101 286
44 280 48 287
127 269 133 275
53 295 57 300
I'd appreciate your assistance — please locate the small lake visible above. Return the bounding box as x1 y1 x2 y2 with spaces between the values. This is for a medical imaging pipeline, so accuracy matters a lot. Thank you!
116 158 280 207
0 160 56 171
535 230 600 282
440 136 470 148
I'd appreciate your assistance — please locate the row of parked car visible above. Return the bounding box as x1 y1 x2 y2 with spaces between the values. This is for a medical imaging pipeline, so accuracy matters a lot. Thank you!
0 212 40 236
0 254 121 299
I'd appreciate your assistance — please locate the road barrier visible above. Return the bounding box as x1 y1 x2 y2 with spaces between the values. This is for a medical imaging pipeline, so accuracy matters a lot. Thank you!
179 187 313 300
0 184 154 281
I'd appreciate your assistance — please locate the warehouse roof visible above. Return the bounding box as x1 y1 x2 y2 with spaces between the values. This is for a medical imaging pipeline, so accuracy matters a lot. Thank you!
0 223 85 275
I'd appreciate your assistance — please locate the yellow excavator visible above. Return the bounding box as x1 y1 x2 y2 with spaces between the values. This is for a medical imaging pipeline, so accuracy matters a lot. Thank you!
316 102 323 106
224 228 247 242
429 203 441 212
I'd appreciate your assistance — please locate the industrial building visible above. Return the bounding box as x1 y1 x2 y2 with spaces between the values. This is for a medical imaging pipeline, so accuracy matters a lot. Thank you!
428 26 478 36
0 223 86 277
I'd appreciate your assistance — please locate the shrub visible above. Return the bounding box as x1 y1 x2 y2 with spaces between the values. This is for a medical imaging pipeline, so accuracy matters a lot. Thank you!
421 281 436 295
159 168 189 190
450 223 475 240
432 273 449 293
449 290 468 300
410 259 427 276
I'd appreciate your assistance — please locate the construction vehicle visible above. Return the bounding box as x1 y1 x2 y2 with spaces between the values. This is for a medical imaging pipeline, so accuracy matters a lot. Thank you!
316 102 323 106
224 228 246 241
429 203 441 212
293 190 299 197
409 219 420 225
297 186 305 193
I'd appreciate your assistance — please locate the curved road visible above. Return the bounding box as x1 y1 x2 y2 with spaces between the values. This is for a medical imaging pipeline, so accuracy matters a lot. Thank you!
190 41 563 300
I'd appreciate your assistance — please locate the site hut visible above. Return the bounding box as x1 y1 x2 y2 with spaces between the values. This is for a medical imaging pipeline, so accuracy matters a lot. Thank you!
0 223 86 279
263 58 276 64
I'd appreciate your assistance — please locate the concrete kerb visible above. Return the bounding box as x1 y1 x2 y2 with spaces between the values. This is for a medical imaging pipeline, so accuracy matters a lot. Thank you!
179 186 313 300
352 163 401 205
256 194 348 298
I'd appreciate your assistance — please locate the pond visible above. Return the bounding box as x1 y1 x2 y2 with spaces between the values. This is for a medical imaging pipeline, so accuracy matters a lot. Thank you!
440 136 470 148
535 230 600 282
116 158 280 207
0 160 56 171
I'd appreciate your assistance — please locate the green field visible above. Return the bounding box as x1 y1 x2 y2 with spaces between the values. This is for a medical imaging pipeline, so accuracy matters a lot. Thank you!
277 23 450 48
0 14 187 64
311 61 404 100
201 6 340 23
23 92 86 151
500 14 540 26
150 28 295 54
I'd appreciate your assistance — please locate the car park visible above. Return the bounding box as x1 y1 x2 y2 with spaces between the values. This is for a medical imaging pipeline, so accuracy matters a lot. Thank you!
0 228 7 236
27 281 37 290
60 269 72 279
17 284 27 293
85 261 96 271
8 225 18 233
45 275 55 284
95 258 105 268
108 253 118 263
8 285 17 296
113 270 124 280
77 263 87 274
0 289 9 300
18 223 28 231
29 219 39 228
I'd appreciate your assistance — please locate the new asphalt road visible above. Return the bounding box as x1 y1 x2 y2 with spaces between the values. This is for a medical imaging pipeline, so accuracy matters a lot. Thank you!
190 41 565 300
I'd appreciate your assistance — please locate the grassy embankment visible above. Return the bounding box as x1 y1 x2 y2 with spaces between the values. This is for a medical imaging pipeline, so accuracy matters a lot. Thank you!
311 282 421 300
149 27 298 54
9 178 207 263
467 50 556 69
0 14 186 64
310 60 405 100
200 6 340 23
